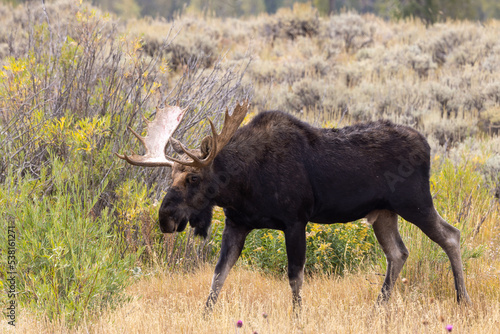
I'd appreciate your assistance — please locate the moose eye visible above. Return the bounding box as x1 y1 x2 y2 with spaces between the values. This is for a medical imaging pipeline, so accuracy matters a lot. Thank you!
187 175 200 184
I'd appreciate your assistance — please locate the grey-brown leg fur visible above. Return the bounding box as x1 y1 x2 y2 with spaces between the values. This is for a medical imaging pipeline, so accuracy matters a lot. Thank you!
408 209 471 304
368 210 409 303
205 221 250 311
284 224 307 313
369 207 471 304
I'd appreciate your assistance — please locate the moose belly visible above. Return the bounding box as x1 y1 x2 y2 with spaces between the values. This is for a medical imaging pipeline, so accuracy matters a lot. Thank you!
311 206 377 224
310 188 387 224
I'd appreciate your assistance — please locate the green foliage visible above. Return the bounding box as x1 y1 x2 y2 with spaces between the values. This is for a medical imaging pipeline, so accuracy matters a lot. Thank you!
265 0 283 14
399 0 440 24
430 155 496 237
240 222 376 275
304 223 376 273
0 157 137 325
0 0 249 326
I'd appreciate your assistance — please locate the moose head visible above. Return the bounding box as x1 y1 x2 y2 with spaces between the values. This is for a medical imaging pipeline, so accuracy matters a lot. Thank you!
116 102 249 237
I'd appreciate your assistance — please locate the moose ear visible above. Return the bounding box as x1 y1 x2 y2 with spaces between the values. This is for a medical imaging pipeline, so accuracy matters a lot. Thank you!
200 136 213 159
170 138 185 155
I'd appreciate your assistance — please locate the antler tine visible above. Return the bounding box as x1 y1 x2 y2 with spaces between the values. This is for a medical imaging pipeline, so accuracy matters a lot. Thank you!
165 118 219 168
115 104 187 167
216 100 250 152
168 138 206 166
200 117 219 163
128 126 146 146
165 100 249 168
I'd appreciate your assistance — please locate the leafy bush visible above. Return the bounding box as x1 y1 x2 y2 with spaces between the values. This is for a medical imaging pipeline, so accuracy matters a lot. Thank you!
0 157 136 325
240 222 376 275
327 12 375 53
425 117 478 146
285 77 324 112
478 106 500 135
141 24 218 71
0 0 250 326
262 3 320 42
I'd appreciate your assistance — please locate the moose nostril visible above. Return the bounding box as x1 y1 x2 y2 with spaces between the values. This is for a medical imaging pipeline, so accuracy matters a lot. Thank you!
159 223 167 233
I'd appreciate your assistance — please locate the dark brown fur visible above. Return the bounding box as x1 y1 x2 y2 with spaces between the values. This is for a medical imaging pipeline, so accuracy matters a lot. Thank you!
159 110 471 311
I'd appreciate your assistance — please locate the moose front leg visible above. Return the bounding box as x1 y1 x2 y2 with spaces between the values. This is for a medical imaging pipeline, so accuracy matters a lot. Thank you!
205 220 250 311
284 224 307 313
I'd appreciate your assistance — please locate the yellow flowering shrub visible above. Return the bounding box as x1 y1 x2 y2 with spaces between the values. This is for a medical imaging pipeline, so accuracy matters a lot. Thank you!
238 221 376 275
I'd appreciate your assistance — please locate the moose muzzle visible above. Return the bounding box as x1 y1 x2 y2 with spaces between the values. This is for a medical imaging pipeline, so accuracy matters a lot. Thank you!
158 189 189 233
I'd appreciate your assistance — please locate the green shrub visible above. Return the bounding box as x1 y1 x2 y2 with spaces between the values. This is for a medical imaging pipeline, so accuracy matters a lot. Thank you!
425 118 478 146
0 1 250 326
478 106 500 135
239 222 376 275
327 12 375 53
0 157 137 325
142 29 218 70
261 3 320 42
286 77 324 112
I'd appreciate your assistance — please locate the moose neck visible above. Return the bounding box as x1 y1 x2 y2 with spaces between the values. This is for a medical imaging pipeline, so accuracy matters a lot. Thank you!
208 150 246 209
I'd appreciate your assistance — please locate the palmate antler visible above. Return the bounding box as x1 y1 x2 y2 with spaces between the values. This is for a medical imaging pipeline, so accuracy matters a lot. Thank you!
116 101 250 168
115 104 187 167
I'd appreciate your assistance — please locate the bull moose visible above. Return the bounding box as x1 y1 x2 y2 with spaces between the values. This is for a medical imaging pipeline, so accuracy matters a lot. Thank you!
116 101 471 310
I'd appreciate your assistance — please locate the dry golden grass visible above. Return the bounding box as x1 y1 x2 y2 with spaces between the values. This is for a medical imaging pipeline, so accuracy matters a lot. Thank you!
12 257 500 333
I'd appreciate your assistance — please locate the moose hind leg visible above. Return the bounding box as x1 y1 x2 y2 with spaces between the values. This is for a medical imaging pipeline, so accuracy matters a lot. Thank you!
368 210 409 303
405 208 471 304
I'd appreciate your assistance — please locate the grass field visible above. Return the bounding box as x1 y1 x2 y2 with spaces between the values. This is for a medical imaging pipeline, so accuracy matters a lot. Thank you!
0 1 499 332
10 263 500 333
